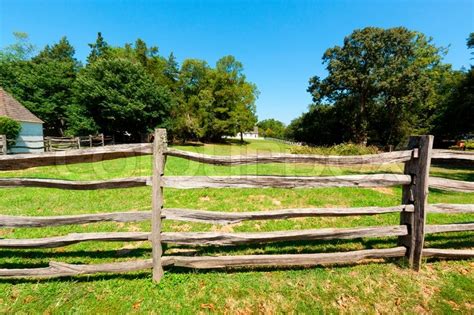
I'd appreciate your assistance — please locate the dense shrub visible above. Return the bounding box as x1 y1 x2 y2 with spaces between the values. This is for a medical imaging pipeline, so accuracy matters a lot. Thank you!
290 142 379 156
0 116 22 145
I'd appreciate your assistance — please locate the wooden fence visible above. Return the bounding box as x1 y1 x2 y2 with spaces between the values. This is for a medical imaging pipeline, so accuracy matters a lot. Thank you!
0 135 6 155
0 130 472 280
0 134 111 153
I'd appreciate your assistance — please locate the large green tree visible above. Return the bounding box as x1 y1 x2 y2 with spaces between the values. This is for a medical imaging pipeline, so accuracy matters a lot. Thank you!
73 58 173 141
257 119 286 139
307 27 445 146
0 35 79 135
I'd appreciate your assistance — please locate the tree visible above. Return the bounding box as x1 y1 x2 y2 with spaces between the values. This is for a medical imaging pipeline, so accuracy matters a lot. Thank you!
257 119 286 138
286 104 344 145
73 58 173 141
0 36 79 135
87 32 110 63
0 117 22 146
432 33 474 139
307 27 445 146
209 56 258 142
0 32 35 61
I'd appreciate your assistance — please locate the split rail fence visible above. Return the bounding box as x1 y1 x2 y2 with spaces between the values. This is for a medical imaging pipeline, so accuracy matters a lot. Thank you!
0 130 472 280
0 134 110 153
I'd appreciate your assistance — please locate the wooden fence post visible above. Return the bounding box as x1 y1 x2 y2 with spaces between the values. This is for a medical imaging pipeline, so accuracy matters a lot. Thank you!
89 135 93 148
399 135 434 271
101 133 105 147
1 135 7 155
151 128 167 282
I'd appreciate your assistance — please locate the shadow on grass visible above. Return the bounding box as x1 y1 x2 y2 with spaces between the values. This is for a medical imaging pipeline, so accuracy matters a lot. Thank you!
0 234 471 283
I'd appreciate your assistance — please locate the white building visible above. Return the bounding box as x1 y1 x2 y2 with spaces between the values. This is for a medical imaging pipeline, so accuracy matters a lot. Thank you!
0 88 44 153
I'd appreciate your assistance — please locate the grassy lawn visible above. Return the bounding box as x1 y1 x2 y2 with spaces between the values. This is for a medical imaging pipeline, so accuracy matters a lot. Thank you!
0 140 472 313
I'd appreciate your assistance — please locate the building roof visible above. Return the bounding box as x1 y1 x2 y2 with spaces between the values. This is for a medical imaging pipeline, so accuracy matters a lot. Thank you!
0 88 43 124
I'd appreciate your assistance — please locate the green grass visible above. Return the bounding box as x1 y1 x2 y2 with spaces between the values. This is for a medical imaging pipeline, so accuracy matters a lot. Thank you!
0 139 472 313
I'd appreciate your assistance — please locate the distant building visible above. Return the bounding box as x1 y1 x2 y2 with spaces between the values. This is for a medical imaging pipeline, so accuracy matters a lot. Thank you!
0 88 44 153
237 126 259 139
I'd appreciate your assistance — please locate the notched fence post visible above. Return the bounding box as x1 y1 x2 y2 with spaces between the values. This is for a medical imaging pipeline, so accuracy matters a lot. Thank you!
151 128 167 282
398 135 434 271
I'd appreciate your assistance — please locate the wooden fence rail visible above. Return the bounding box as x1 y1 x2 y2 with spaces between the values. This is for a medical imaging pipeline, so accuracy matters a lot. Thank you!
0 130 472 281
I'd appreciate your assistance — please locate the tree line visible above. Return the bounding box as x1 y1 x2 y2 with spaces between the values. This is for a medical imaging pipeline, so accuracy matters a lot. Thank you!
285 27 474 148
0 32 258 142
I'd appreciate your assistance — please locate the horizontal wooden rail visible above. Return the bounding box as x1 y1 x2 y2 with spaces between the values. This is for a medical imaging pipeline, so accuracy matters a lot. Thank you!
0 259 153 278
162 174 412 189
432 149 474 161
0 247 407 278
0 211 152 227
164 247 407 269
0 206 414 228
425 223 474 234
422 248 474 259
429 177 474 193
0 174 412 190
0 143 152 170
0 205 414 228
165 148 415 166
0 232 150 248
10 145 45 150
3 246 474 279
163 205 414 225
0 225 407 248
0 177 150 190
162 225 407 246
428 203 474 214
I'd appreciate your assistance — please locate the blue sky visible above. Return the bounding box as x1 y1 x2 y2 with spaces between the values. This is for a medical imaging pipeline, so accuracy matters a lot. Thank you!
1 0 473 124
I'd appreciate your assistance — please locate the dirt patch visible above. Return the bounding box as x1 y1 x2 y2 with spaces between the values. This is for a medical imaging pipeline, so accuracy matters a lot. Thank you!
370 187 396 196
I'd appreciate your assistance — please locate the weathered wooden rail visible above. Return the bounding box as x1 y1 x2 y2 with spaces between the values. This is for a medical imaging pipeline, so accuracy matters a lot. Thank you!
0 131 472 280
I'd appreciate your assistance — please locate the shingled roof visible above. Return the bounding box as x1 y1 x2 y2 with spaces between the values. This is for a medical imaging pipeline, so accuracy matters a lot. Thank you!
0 88 43 124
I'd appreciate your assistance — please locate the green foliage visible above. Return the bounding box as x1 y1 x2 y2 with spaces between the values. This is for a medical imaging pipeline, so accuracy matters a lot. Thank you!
0 36 79 135
172 56 258 142
0 32 36 61
306 27 446 146
0 116 22 145
286 104 343 145
290 142 379 155
73 58 173 140
257 118 286 138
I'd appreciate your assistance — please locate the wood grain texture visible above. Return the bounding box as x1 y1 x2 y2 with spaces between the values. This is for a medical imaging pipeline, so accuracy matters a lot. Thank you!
0 143 152 170
428 203 474 214
160 225 408 246
422 248 474 259
152 128 167 282
431 149 474 161
0 211 152 227
0 259 153 278
165 148 414 166
398 135 434 271
163 247 407 269
163 205 414 225
162 174 412 189
0 232 150 248
429 177 474 193
0 225 407 248
0 247 407 278
0 177 150 190
425 223 474 234
0 205 414 228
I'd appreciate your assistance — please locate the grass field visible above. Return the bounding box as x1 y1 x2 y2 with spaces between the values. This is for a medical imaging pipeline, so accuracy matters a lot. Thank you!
0 140 473 314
